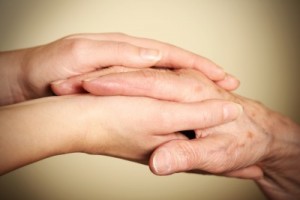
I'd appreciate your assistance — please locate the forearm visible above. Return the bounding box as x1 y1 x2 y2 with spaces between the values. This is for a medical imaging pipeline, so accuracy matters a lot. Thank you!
0 96 85 175
0 50 27 105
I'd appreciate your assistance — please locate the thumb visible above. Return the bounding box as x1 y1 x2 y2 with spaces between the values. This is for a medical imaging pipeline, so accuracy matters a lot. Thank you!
150 139 203 175
149 136 233 176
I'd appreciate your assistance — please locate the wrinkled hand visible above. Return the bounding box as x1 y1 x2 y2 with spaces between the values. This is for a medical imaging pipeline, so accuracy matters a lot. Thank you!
79 68 300 191
79 68 268 179
0 33 239 105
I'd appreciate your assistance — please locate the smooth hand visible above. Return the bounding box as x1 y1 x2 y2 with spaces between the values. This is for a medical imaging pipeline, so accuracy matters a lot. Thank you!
0 33 239 105
0 94 240 175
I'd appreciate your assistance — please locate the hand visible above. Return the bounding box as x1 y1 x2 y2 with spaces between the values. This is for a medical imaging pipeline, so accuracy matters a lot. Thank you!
0 33 239 106
0 94 240 175
81 68 300 200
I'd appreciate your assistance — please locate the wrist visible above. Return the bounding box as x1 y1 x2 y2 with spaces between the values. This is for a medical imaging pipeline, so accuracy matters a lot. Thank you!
35 95 92 155
258 112 300 199
0 96 88 174
230 94 300 198
39 95 108 155
239 97 300 199
0 50 28 105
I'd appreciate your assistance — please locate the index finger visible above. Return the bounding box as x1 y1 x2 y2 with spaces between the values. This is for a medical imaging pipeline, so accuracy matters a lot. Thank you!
66 33 226 81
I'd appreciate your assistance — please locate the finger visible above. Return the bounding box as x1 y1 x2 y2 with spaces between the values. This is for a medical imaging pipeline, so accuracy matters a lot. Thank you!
67 33 227 82
149 134 240 175
51 66 140 95
215 74 240 91
83 69 188 101
67 39 162 70
82 69 221 102
145 99 243 134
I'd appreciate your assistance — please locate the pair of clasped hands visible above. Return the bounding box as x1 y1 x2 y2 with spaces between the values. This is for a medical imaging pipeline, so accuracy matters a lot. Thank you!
1 33 299 200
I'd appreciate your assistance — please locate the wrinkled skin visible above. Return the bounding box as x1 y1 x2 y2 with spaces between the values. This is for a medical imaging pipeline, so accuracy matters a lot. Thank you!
56 67 300 200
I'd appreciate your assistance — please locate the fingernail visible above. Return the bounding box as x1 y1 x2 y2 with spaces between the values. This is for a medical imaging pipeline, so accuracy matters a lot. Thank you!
140 48 161 61
152 149 172 175
51 79 66 85
223 103 243 120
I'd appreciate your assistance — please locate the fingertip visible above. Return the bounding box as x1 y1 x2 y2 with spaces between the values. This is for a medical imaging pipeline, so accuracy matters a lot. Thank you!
82 78 98 94
51 80 66 96
222 102 243 121
196 62 226 81
216 74 240 91
51 79 84 95
149 139 195 176
149 148 173 176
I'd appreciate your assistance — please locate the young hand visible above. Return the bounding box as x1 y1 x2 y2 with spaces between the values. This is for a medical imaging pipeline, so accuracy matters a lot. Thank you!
0 94 240 175
0 33 238 105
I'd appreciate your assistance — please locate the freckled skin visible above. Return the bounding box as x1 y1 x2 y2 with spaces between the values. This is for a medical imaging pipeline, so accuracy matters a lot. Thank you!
82 66 300 199
216 87 223 94
166 70 300 200
248 132 254 139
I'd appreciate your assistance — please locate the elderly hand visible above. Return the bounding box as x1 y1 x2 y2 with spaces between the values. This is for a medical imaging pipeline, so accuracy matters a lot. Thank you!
79 67 300 200
0 33 239 106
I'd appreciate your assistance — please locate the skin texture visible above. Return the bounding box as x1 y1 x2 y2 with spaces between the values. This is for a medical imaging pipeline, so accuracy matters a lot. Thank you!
79 67 300 200
0 95 241 175
0 33 240 177
0 33 239 106
2 33 298 199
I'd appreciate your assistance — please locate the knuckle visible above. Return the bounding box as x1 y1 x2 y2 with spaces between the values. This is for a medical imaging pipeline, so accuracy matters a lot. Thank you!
200 152 227 173
64 38 90 64
99 32 129 41
62 33 82 40
174 69 204 102
173 141 199 171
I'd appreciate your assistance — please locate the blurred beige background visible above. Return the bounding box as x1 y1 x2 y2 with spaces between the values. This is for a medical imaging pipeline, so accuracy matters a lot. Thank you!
0 0 299 199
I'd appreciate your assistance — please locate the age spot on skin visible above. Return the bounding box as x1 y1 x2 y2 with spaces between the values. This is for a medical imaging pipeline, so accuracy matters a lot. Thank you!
216 87 223 94
238 143 245 148
194 85 203 93
247 132 253 139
